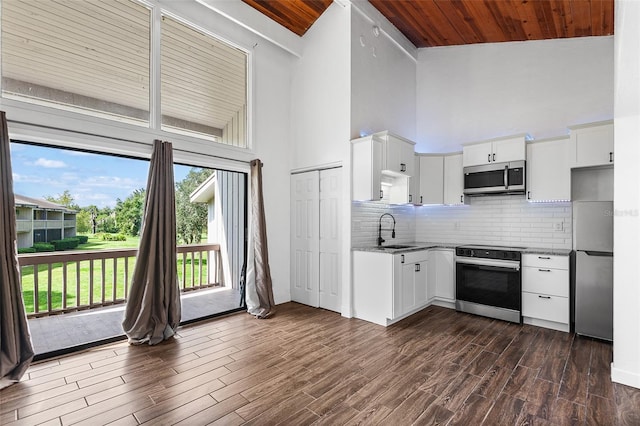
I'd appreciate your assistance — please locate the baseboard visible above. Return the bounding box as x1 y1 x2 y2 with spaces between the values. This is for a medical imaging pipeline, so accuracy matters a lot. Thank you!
430 298 455 310
523 317 570 333
611 364 640 389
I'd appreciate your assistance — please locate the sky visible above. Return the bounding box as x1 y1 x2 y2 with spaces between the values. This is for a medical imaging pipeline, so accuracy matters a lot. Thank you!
10 142 191 209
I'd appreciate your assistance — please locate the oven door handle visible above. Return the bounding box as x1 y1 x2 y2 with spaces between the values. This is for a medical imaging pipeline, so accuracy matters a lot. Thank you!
456 257 520 271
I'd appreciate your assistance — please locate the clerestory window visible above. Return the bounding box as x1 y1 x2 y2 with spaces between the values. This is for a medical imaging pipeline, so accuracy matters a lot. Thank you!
1 0 248 148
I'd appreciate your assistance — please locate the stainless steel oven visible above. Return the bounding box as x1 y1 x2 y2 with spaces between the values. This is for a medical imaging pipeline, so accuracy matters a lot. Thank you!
455 245 522 323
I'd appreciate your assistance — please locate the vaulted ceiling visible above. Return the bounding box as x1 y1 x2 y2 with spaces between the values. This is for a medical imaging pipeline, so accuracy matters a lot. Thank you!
241 0 614 47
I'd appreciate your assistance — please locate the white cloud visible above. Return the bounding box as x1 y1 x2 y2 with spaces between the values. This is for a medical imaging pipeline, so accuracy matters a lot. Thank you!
12 173 46 184
34 158 67 168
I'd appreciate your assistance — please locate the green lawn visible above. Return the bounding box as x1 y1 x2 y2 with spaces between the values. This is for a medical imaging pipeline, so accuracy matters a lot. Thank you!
20 234 212 314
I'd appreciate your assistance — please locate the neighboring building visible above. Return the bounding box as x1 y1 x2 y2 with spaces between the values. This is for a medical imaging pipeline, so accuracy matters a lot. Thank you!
190 172 246 290
14 194 77 249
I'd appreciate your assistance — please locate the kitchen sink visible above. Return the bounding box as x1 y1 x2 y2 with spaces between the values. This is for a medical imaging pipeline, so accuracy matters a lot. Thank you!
376 244 416 250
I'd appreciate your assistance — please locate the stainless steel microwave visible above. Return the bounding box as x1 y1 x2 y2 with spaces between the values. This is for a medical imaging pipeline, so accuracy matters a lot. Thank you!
463 160 526 195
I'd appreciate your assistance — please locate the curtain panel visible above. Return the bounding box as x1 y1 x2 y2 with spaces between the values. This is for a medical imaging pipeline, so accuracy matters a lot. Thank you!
122 140 181 344
0 111 35 389
246 159 276 319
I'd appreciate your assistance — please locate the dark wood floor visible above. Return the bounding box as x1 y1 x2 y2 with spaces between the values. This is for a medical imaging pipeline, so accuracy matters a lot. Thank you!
2 302 639 425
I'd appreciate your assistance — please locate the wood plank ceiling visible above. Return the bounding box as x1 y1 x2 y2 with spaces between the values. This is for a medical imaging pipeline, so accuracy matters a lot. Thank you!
242 0 334 36
242 0 614 47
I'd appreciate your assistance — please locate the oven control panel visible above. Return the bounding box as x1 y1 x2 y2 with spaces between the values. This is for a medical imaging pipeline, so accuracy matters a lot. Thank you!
456 246 521 261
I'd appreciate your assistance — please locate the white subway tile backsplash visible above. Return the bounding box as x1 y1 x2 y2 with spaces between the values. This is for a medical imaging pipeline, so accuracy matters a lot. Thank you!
352 196 572 250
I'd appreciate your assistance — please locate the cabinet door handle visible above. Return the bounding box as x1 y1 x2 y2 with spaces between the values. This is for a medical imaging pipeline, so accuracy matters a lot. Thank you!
415 264 420 272
400 163 406 172
538 256 551 260
460 195 463 203
609 152 613 163
401 255 405 263
538 295 551 299
420 196 423 204
493 153 496 162
538 269 552 272
488 153 491 163
380 189 384 199
409 194 412 203
527 191 531 200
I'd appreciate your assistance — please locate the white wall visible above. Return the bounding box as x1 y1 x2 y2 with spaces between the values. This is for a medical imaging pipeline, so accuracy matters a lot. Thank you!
612 0 640 389
416 36 614 153
290 3 351 171
350 7 417 140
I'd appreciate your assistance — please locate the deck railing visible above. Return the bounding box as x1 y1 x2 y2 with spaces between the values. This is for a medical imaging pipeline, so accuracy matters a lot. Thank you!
18 243 222 318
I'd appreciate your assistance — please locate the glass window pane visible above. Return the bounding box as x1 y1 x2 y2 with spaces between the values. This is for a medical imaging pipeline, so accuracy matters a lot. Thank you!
161 16 248 147
1 0 150 125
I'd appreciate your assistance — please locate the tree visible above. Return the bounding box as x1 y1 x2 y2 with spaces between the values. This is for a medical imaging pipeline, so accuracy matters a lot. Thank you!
175 168 214 244
45 189 79 210
114 189 145 236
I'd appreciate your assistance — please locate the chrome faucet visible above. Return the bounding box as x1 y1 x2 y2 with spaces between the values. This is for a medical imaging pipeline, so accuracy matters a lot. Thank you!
377 213 396 246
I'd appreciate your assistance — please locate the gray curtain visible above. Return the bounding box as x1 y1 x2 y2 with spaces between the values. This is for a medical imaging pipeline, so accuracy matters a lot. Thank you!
0 111 34 389
246 159 276 318
122 140 181 344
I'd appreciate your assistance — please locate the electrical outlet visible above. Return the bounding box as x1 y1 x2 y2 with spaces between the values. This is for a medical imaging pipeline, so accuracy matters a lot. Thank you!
554 222 563 231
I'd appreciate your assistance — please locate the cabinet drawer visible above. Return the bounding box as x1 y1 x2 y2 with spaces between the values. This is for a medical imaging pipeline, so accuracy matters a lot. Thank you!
397 250 429 264
522 292 569 324
522 254 569 270
522 267 569 297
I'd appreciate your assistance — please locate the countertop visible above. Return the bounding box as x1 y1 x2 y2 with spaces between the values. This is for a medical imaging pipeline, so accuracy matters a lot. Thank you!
353 242 572 256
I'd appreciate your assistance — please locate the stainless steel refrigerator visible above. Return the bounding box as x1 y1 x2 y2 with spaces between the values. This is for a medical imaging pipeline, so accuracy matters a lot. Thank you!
573 201 613 341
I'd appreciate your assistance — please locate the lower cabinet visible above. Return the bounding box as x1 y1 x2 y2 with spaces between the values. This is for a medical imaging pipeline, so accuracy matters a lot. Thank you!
521 254 570 332
353 250 429 326
428 248 455 308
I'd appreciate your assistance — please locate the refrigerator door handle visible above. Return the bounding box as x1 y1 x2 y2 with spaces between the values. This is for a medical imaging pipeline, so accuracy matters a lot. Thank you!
584 251 614 257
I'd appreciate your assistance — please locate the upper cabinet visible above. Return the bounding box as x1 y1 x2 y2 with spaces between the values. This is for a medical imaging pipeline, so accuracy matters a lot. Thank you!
351 131 416 204
352 134 383 201
418 155 444 205
378 131 416 176
444 153 464 205
463 135 526 167
526 137 571 202
569 121 614 168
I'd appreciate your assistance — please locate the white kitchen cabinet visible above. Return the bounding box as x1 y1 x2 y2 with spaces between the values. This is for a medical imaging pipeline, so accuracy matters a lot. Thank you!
443 153 464 205
526 137 571 202
408 154 420 204
428 248 455 307
351 132 416 204
418 155 444 205
352 134 383 201
521 254 570 332
463 135 526 167
396 252 428 315
569 121 614 168
353 250 429 326
380 131 416 177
